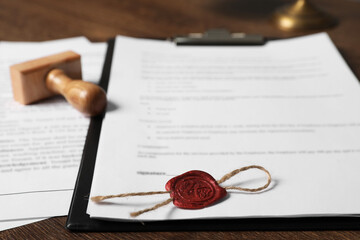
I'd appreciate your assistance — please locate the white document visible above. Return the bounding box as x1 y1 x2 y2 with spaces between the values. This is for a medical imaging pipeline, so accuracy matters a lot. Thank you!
0 218 45 232
88 33 360 221
0 37 106 224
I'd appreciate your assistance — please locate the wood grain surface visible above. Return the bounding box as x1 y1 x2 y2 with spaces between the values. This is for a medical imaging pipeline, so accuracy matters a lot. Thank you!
0 0 359 239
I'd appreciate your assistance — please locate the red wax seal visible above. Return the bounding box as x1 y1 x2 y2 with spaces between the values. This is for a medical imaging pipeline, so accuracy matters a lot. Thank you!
165 170 227 209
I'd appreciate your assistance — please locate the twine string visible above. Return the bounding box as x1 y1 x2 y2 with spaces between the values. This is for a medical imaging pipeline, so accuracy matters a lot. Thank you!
217 165 272 192
130 198 173 217
91 191 171 203
91 165 271 217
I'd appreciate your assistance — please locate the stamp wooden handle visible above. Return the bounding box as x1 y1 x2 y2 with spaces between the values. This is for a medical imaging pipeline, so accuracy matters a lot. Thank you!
46 69 106 116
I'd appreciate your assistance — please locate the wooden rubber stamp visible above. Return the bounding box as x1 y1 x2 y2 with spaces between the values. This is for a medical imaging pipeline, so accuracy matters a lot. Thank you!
10 51 107 116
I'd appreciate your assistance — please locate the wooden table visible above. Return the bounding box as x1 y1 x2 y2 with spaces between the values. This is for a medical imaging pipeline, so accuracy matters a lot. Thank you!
0 0 359 239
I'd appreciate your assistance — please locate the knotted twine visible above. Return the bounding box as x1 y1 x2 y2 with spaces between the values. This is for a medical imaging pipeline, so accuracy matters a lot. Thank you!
91 165 271 217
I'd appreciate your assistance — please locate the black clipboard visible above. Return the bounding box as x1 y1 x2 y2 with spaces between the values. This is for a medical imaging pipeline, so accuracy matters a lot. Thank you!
66 33 360 231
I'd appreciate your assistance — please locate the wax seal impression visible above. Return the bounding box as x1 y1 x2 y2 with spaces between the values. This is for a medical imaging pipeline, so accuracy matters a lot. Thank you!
165 170 227 209
92 165 271 217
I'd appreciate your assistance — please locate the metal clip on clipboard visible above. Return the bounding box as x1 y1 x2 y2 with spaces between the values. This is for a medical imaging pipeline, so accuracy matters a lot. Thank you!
172 29 265 46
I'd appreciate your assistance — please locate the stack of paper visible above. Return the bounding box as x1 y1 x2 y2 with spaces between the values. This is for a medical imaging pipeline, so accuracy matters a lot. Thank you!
0 38 106 230
88 33 360 221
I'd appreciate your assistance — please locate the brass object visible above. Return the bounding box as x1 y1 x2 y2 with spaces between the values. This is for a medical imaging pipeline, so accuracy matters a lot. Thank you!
272 0 336 31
